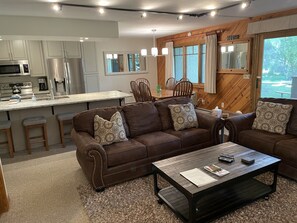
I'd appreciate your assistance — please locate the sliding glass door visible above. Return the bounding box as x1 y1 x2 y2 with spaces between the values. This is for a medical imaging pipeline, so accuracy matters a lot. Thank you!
259 33 297 99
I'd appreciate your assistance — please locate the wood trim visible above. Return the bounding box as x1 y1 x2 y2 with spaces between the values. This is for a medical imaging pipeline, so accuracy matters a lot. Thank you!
250 7 297 22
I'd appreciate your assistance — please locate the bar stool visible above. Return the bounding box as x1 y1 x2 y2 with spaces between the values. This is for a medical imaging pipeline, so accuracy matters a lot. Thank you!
23 116 49 154
56 112 75 147
0 121 14 158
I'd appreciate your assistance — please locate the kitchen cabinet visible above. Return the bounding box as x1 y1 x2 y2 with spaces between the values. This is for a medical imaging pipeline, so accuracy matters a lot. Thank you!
84 74 100 93
81 42 98 74
26 41 46 77
0 40 27 60
44 41 81 58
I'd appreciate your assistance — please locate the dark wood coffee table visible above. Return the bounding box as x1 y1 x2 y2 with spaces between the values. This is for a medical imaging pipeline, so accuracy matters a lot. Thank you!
152 142 281 223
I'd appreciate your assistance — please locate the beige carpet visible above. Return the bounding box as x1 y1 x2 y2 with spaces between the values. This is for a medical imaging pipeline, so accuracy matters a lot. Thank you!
78 173 297 223
0 150 89 223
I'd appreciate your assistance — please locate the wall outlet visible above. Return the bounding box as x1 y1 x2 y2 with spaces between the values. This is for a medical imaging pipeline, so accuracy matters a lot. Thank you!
221 102 224 109
243 74 251 79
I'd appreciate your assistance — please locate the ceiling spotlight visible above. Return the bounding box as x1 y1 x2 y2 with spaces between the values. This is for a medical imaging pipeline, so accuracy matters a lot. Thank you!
141 12 147 18
84 37 89 40
80 39 84 42
52 3 62 12
210 10 217 17
241 0 251 9
177 15 183 20
98 7 105 14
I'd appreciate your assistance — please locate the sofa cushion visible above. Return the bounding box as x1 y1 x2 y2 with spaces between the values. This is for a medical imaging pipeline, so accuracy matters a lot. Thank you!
165 128 210 148
134 131 181 157
252 101 293 135
123 102 162 137
238 129 295 155
154 97 191 130
73 106 130 137
94 111 128 146
260 98 297 136
104 139 147 167
275 138 297 168
168 103 198 131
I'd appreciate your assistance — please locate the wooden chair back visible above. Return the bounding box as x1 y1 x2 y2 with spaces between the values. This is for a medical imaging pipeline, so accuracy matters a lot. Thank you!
173 81 193 98
165 77 176 90
135 78 150 87
139 82 153 102
130 81 143 102
179 77 190 82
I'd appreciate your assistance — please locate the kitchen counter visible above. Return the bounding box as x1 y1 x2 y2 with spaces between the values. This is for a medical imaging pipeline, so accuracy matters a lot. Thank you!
0 91 131 112
0 90 132 152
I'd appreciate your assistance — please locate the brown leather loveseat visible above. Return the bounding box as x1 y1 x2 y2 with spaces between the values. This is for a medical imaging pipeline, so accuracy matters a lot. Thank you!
225 98 297 181
71 97 223 191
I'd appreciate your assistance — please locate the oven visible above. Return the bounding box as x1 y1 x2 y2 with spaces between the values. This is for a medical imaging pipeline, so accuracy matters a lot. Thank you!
0 60 30 77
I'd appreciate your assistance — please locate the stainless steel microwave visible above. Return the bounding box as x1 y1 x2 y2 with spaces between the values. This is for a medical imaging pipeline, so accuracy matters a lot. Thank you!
0 60 30 77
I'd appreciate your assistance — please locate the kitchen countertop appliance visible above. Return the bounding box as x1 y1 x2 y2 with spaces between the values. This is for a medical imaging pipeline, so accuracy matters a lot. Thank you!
47 58 85 96
0 82 33 101
0 60 30 77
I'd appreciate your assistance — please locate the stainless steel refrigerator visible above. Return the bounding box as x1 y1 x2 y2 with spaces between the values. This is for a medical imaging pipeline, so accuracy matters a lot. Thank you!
47 58 85 95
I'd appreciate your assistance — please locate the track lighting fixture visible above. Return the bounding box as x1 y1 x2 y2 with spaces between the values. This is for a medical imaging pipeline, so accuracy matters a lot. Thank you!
177 15 183 20
52 3 62 12
98 7 105 14
51 1 253 18
141 12 147 18
241 0 251 9
210 10 217 17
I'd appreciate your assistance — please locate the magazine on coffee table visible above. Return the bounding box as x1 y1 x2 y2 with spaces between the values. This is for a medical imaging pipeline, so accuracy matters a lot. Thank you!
180 168 217 187
204 164 230 177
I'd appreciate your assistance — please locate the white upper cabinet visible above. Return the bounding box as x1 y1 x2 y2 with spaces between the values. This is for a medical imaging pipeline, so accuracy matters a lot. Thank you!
81 42 98 74
44 41 81 58
0 40 27 60
63 42 81 58
26 41 46 77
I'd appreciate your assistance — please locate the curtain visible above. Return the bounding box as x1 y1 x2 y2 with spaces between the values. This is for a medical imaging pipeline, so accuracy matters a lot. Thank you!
165 42 175 81
204 34 217 94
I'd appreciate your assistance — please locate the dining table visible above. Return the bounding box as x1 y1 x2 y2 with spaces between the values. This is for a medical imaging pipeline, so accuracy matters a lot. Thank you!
151 89 175 100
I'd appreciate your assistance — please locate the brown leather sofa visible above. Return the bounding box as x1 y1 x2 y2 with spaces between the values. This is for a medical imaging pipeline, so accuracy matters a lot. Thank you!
225 98 297 181
71 97 224 191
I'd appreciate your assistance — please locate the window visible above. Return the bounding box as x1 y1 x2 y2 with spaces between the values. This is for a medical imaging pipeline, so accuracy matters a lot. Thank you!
173 44 206 84
260 35 297 99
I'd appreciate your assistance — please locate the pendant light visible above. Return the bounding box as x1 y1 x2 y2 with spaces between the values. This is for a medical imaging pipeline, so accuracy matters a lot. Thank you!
141 29 168 57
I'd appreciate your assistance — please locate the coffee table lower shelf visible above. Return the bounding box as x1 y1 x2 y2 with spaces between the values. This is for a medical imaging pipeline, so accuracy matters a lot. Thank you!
158 178 273 223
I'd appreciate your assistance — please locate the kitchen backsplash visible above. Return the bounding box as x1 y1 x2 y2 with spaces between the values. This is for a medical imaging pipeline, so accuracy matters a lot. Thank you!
0 76 48 94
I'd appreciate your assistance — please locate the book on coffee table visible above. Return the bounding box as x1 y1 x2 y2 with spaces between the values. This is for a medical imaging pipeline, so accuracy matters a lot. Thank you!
204 164 230 177
180 168 217 187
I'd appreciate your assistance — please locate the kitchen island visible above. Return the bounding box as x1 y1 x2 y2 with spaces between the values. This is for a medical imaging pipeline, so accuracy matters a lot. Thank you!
0 91 131 152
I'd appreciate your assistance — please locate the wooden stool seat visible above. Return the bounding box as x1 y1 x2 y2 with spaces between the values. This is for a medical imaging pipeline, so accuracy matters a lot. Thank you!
56 113 75 148
23 116 48 154
0 121 14 158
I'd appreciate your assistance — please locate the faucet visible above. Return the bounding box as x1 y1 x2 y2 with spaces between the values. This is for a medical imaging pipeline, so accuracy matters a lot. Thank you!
10 94 22 103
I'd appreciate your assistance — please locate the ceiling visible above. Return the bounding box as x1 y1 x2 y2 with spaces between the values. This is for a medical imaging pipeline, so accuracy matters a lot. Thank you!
0 0 297 38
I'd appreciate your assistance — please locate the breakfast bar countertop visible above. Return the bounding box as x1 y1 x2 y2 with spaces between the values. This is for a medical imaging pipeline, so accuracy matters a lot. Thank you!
0 91 132 112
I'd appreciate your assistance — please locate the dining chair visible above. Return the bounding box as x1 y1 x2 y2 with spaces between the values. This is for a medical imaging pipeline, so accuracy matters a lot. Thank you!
139 82 154 102
179 77 190 82
135 78 150 87
130 81 143 102
165 77 176 90
173 80 193 98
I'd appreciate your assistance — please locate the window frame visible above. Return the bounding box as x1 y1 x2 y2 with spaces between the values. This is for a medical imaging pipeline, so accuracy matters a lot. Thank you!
173 43 206 87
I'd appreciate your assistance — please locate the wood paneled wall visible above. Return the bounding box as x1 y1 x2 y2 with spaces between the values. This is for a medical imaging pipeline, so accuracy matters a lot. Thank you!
157 19 253 113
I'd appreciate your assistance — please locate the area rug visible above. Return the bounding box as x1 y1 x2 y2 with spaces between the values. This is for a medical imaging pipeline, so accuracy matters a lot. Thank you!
77 173 297 223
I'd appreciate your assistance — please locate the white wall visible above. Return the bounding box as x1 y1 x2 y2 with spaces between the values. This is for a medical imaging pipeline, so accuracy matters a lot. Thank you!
95 38 157 103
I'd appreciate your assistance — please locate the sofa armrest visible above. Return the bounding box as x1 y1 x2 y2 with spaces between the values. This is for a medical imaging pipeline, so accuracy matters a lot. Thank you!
225 112 256 143
71 129 107 191
196 110 224 145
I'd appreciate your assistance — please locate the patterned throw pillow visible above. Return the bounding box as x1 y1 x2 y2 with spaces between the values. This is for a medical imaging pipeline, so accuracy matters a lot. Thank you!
252 101 293 135
168 103 198 131
94 111 128 145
